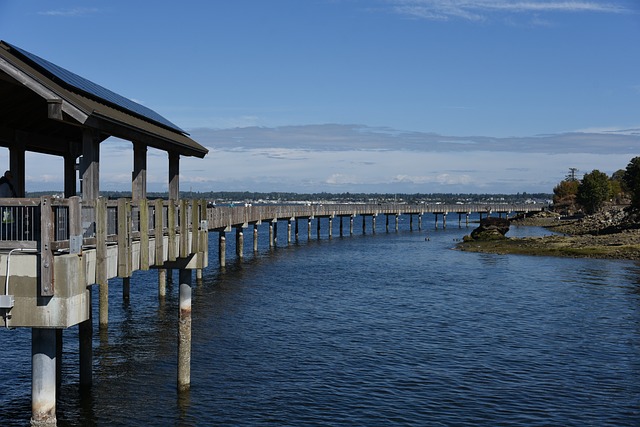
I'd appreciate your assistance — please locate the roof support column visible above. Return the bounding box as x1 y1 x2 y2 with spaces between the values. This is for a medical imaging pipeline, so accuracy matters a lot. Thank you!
169 151 179 200
10 132 26 197
132 142 147 200
64 152 77 198
81 129 100 200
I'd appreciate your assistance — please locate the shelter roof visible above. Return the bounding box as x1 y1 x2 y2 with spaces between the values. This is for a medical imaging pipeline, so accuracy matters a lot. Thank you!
0 41 208 158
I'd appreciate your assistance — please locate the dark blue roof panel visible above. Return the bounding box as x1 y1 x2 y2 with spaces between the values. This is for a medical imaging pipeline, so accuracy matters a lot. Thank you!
6 42 185 134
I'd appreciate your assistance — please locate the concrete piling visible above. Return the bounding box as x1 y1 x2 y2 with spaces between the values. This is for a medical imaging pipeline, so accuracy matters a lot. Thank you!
253 224 259 252
219 231 226 268
236 227 243 259
158 268 167 298
31 328 57 427
177 269 192 391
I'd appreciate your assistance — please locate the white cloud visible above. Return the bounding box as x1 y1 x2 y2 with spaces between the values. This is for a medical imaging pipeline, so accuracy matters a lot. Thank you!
38 8 100 17
388 0 633 21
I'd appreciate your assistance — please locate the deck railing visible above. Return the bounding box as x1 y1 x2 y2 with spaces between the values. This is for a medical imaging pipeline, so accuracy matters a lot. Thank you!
0 197 209 297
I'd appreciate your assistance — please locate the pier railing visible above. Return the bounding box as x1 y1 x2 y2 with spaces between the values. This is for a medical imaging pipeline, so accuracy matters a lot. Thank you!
205 203 544 230
0 197 209 296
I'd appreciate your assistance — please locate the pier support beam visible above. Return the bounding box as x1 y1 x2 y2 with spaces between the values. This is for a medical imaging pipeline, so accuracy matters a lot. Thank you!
386 214 389 233
410 214 413 231
434 213 439 229
395 214 399 232
372 215 377 234
122 277 130 302
288 221 292 244
269 222 274 247
219 231 226 268
443 213 447 229
350 216 354 235
317 218 321 239
308 218 312 240
295 219 299 241
158 269 167 298
235 227 244 259
328 217 333 239
177 269 192 392
253 224 259 252
31 328 56 427
419 214 423 231
339 216 344 237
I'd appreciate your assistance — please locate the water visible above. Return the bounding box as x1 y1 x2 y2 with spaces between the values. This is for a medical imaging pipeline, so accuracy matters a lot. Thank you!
1 216 639 426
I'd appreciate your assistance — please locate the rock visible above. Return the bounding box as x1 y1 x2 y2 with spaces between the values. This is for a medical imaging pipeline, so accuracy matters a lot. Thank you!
469 217 510 240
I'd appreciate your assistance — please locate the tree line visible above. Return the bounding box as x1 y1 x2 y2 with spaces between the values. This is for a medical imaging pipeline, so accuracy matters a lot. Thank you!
553 157 640 214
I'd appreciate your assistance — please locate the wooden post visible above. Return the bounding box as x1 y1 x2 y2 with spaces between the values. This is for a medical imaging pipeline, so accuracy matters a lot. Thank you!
179 199 188 258
169 152 179 201
158 268 166 299
154 199 164 265
307 218 312 240
372 215 376 234
168 201 176 262
328 217 333 239
339 216 344 237
132 142 147 201
350 216 354 235
39 196 54 296
139 199 149 270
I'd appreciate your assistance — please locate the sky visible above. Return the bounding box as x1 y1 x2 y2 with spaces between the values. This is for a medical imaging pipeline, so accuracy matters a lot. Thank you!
1 0 639 194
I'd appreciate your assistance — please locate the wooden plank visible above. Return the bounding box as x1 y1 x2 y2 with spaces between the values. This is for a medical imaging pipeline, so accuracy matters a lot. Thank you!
39 196 54 296
139 199 149 270
154 199 164 265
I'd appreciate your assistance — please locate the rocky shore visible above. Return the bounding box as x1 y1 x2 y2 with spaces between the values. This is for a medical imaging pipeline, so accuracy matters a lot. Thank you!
457 207 640 260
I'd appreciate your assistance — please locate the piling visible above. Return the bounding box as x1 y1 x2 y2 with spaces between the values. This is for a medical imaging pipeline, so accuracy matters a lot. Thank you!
288 221 292 244
253 224 259 252
328 217 333 239
308 218 312 240
219 231 226 267
158 269 167 298
177 269 192 391
31 328 57 427
350 216 354 235
236 227 243 259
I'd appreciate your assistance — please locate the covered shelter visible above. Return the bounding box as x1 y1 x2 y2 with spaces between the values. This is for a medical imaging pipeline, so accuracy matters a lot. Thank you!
0 40 208 199
0 41 208 426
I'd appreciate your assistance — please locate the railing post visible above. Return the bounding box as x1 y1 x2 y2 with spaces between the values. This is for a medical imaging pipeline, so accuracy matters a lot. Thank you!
95 198 108 328
39 196 54 297
168 200 176 262
154 199 164 265
139 199 149 270
179 199 189 259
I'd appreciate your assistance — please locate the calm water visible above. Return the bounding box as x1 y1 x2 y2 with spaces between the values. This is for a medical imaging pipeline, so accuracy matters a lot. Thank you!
1 216 639 426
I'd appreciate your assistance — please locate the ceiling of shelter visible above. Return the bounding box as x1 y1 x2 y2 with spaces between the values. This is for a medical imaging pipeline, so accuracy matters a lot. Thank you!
0 68 102 157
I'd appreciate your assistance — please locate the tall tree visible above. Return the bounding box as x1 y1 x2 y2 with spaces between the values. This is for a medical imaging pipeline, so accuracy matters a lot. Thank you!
577 170 610 214
622 157 640 209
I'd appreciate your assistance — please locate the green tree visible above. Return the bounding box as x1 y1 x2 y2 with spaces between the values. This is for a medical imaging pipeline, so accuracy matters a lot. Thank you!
577 170 610 214
622 157 640 209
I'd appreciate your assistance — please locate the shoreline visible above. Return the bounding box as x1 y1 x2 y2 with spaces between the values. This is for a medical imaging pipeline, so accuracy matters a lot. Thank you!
456 213 640 261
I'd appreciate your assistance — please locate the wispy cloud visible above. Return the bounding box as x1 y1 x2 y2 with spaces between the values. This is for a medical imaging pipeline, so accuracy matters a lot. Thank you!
387 0 633 22
38 8 100 17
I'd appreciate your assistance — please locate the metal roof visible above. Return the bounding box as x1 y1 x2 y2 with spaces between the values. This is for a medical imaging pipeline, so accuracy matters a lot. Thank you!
4 41 185 134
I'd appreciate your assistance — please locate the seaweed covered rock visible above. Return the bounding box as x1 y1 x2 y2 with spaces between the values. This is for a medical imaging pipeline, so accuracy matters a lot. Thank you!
468 217 510 240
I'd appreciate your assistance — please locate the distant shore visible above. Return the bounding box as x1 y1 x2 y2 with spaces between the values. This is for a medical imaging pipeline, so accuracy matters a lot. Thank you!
456 209 640 261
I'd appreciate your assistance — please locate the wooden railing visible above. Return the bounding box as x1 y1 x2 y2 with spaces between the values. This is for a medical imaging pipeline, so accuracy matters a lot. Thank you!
0 197 209 297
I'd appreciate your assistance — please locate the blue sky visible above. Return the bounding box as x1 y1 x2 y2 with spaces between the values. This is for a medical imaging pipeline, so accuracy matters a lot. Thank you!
1 0 639 194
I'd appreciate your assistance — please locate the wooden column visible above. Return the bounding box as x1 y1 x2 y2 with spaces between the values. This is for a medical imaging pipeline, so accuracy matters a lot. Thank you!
132 142 147 201
81 129 100 200
10 132 26 197
253 224 259 252
236 226 244 259
169 151 179 200
63 152 77 198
